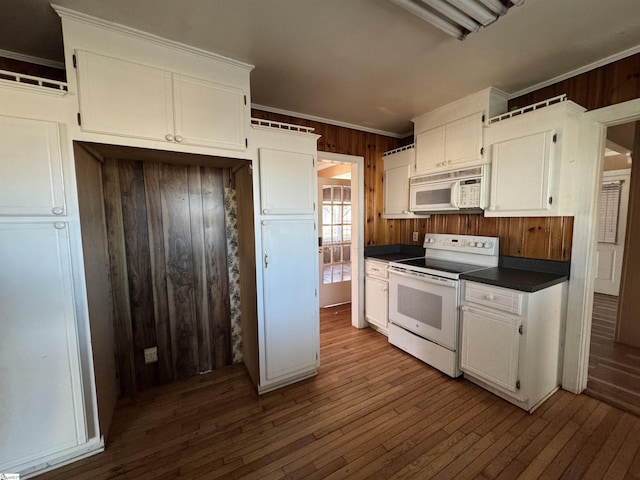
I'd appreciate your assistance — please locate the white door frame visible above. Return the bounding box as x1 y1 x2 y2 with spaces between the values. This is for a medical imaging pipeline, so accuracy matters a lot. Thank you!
563 98 640 394
317 151 366 329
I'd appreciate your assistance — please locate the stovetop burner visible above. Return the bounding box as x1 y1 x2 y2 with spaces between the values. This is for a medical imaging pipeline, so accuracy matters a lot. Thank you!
392 257 487 276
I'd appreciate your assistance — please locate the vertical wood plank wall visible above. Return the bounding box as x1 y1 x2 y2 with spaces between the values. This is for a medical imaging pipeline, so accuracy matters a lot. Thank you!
102 158 232 395
251 110 573 261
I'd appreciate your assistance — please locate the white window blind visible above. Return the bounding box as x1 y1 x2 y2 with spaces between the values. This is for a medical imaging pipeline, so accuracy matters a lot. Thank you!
597 180 623 244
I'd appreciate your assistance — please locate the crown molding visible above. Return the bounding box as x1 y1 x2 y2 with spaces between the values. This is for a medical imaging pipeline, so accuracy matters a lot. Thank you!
252 103 408 139
0 49 65 70
509 44 640 99
51 4 254 72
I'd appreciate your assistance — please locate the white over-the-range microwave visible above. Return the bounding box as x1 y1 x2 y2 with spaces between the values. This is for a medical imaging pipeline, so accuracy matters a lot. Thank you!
409 165 489 214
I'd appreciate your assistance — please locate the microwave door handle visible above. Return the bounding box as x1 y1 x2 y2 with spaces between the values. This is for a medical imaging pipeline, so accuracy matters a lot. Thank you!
450 181 460 209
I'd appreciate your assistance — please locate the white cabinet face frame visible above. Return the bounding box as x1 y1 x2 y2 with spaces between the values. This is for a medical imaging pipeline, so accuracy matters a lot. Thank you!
261 219 319 382
489 130 556 214
75 50 174 142
460 305 521 394
0 222 87 472
0 116 66 216
258 148 316 215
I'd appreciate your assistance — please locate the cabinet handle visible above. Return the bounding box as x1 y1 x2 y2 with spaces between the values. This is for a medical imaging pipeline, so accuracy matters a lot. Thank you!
52 207 64 215
54 222 66 230
485 294 495 300
165 133 174 142
264 251 269 269
262 209 268 214
461 306 469 312
403 210 410 214
175 135 184 143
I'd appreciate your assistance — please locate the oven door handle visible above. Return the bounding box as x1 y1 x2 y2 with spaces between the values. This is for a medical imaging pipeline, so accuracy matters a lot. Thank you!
388 267 457 288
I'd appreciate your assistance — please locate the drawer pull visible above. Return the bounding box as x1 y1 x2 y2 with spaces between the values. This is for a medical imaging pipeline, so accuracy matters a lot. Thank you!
485 294 495 300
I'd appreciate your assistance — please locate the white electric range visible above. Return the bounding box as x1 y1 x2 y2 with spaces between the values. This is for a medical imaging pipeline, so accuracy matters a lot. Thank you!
387 233 499 377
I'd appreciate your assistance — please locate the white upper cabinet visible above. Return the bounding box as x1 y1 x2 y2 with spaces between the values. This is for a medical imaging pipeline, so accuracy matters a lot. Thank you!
259 148 315 215
413 88 508 174
416 112 484 174
484 98 585 217
383 144 418 218
0 115 66 216
489 130 556 214
75 50 248 151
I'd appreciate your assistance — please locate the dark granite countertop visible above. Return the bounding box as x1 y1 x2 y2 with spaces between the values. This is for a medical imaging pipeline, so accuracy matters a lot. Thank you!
460 256 570 293
364 244 424 262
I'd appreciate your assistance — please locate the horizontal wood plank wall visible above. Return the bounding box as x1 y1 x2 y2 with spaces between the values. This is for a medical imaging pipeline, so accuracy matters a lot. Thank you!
103 158 232 395
252 109 573 261
509 52 640 111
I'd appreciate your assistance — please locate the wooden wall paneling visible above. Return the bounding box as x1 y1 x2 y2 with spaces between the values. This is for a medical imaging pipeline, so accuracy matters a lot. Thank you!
201 167 231 369
187 165 212 373
159 163 200 379
548 216 573 262
143 162 174 384
102 160 136 395
117 160 159 390
521 217 551 259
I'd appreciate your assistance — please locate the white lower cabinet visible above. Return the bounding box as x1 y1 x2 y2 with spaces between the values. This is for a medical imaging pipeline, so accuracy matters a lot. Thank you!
364 259 388 334
0 223 87 473
460 280 567 412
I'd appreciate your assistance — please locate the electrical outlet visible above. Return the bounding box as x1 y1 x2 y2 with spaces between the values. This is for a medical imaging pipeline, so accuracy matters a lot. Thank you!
144 346 158 364
412 231 419 242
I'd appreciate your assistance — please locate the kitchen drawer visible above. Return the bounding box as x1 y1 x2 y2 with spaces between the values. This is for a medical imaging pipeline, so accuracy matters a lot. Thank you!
464 282 522 315
365 259 388 279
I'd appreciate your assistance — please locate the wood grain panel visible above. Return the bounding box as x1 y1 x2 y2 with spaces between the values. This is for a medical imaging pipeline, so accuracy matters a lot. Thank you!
103 158 232 393
159 163 199 380
252 108 574 261
201 167 231 369
143 162 173 384
117 160 159 390
101 160 136 396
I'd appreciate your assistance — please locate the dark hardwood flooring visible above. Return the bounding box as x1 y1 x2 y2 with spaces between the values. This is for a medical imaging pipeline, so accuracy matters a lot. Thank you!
586 293 640 418
37 304 640 479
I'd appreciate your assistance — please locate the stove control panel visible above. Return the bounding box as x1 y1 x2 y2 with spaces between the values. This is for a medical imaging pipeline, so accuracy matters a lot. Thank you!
423 233 499 257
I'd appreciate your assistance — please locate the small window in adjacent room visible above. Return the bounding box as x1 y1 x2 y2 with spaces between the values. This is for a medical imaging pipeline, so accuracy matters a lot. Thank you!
597 180 623 244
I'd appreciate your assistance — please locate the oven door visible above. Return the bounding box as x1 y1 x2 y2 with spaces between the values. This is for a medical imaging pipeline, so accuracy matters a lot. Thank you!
388 267 459 350
410 180 459 212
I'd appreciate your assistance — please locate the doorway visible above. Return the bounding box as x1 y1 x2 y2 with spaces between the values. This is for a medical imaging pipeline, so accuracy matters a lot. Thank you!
316 152 365 329
586 121 640 415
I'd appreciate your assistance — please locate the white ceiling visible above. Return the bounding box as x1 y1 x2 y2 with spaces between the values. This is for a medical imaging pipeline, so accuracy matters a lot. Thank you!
2 0 640 136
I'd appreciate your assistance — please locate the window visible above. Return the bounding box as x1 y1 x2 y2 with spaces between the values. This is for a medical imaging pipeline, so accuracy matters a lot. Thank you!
597 180 623 244
321 184 351 284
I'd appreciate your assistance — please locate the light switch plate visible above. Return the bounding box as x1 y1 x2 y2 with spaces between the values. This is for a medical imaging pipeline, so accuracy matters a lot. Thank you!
412 231 419 242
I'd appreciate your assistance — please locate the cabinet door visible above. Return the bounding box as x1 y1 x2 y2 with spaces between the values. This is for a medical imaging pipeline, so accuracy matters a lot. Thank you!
76 50 174 142
259 148 315 215
384 164 411 216
489 131 555 214
0 223 86 470
460 305 520 394
0 116 65 216
445 112 483 165
173 74 247 151
261 219 319 381
365 276 388 329
415 126 445 173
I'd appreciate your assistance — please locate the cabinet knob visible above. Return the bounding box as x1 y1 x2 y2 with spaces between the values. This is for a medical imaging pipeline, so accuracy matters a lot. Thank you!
175 135 184 143
52 207 64 215
165 133 174 142
485 294 495 300
262 209 268 214
54 222 66 230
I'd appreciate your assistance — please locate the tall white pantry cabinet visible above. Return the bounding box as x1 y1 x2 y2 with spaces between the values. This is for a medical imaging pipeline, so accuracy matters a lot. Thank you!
0 6 320 478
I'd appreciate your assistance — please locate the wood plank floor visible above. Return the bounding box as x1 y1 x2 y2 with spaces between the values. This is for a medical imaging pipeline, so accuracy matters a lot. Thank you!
586 293 640 418
37 304 640 480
